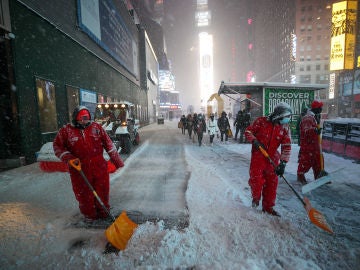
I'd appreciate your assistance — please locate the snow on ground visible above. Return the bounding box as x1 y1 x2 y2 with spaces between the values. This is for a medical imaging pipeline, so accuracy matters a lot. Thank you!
0 120 359 269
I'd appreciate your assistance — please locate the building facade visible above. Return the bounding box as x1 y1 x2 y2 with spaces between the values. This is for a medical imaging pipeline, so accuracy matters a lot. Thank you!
0 0 158 168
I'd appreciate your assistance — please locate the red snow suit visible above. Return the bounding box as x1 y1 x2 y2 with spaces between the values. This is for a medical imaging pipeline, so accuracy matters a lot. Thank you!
53 122 124 220
245 116 291 212
297 111 322 179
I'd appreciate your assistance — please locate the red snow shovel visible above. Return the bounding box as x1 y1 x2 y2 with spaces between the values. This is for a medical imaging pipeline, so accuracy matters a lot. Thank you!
258 146 333 234
69 159 138 250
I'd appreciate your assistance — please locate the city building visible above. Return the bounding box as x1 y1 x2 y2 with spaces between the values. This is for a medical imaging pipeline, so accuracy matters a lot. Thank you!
0 0 159 168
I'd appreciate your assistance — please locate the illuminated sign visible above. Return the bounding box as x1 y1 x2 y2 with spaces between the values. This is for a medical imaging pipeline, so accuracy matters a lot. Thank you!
195 10 211 27
199 32 214 106
329 73 336 99
330 1 358 70
158 70 175 91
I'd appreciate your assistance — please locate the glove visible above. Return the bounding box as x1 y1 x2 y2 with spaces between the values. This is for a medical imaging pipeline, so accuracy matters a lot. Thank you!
315 127 322 134
275 160 286 176
252 140 264 150
108 151 124 169
63 153 77 164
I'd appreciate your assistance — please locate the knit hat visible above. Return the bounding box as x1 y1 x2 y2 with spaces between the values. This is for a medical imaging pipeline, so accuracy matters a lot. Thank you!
311 100 323 109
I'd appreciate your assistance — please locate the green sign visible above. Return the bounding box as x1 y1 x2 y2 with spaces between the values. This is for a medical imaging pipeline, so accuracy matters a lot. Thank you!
264 87 315 142
264 88 314 116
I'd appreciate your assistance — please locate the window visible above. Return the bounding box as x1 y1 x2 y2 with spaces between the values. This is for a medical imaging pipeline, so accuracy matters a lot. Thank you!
306 55 311 61
299 75 311 83
36 78 58 133
316 65 321 70
324 64 329 70
299 65 305 71
306 65 311 71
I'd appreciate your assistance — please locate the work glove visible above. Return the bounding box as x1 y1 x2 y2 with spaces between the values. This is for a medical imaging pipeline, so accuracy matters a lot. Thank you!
109 151 124 169
252 140 265 150
63 153 77 164
275 160 286 176
315 127 322 134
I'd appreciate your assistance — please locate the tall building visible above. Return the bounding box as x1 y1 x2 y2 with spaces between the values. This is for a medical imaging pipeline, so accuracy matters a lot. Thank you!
295 0 335 90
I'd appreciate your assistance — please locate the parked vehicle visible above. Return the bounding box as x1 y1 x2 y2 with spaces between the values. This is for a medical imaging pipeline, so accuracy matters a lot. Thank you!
95 102 140 154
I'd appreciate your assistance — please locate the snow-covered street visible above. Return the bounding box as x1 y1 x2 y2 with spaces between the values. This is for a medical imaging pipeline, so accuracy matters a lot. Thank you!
0 120 359 269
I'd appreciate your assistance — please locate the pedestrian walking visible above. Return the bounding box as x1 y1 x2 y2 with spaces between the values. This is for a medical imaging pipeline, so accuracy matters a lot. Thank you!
245 102 292 216
297 100 328 184
186 114 193 139
233 110 249 143
53 106 124 222
192 113 198 143
207 113 218 146
194 113 207 146
180 114 187 134
217 111 231 142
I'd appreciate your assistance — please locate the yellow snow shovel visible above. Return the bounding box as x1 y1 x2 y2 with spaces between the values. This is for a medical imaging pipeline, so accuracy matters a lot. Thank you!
69 159 138 250
257 146 333 234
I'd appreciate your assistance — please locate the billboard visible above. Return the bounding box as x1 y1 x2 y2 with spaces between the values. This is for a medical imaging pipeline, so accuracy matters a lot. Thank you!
77 0 139 77
330 1 358 71
263 88 314 116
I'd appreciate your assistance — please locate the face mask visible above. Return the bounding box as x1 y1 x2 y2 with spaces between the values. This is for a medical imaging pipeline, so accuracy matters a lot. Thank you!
279 117 290 125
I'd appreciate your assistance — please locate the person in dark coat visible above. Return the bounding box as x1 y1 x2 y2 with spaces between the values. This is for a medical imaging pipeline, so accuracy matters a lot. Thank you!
296 106 308 146
53 106 124 222
180 114 187 134
217 111 231 142
194 113 207 146
233 110 243 142
186 114 193 139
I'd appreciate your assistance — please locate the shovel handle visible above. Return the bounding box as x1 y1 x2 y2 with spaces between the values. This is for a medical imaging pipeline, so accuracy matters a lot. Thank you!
68 158 115 221
69 158 81 171
258 146 306 207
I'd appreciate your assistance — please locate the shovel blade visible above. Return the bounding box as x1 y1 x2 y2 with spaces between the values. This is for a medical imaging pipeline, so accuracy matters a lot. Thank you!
105 211 138 250
303 197 333 234
308 208 334 234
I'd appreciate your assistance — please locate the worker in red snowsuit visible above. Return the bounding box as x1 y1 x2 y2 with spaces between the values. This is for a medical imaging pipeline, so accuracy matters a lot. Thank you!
245 102 292 216
297 100 327 184
53 106 124 221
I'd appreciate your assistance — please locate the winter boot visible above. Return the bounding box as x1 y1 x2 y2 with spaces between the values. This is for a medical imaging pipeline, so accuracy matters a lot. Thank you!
297 174 307 185
252 199 259 208
262 208 281 217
